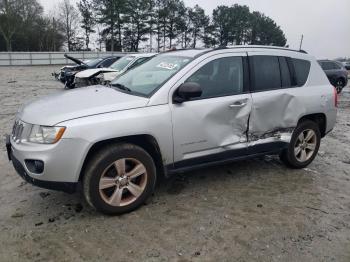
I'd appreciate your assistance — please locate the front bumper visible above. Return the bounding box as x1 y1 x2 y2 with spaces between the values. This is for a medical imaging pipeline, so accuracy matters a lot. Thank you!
5 134 90 193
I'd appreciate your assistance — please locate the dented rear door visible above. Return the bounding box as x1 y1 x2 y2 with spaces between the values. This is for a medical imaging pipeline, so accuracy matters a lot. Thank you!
247 53 304 148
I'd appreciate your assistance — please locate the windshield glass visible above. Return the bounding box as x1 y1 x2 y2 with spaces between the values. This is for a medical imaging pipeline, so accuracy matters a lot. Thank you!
110 56 135 71
86 58 103 67
110 55 192 96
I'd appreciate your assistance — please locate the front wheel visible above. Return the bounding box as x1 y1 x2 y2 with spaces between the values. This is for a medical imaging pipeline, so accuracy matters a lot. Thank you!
83 143 157 215
280 120 321 169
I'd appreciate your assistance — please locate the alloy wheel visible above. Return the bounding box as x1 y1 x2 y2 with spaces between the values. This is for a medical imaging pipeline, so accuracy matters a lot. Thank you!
99 158 147 207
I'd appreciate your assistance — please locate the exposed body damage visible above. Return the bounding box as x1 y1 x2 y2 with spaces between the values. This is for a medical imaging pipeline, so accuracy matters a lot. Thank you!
52 55 122 89
74 53 157 88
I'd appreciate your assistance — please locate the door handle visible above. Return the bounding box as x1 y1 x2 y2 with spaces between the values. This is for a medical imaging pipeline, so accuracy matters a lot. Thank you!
229 101 247 108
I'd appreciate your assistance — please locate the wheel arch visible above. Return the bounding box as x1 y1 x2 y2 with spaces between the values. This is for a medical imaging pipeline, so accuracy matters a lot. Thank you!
298 113 327 137
78 134 165 182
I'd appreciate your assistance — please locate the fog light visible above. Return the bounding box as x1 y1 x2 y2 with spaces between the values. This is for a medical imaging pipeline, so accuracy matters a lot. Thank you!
25 160 44 174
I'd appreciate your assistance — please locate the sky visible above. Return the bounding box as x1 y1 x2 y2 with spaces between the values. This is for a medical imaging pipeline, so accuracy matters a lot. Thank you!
39 0 350 59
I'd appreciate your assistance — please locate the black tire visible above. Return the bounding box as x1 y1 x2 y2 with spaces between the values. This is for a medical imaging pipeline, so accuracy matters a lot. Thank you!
280 120 321 169
83 143 157 215
335 78 345 94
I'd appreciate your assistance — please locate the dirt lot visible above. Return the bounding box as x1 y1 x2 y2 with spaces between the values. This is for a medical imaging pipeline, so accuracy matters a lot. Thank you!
0 66 350 262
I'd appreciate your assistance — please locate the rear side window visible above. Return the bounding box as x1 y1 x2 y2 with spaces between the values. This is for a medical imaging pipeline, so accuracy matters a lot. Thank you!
250 56 281 91
279 57 292 87
250 56 311 91
292 58 311 86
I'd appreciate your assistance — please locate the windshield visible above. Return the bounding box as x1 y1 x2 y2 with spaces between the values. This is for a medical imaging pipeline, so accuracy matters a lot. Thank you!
110 55 192 96
110 56 135 71
85 58 103 67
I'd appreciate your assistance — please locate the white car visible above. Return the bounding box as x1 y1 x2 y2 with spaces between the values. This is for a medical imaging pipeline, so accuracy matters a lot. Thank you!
74 53 156 87
7 46 337 215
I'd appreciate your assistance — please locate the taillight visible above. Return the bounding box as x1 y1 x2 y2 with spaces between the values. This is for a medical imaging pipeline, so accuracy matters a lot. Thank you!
334 87 338 107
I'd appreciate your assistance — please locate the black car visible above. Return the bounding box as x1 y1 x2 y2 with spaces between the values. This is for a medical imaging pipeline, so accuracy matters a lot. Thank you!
53 55 122 89
318 60 348 93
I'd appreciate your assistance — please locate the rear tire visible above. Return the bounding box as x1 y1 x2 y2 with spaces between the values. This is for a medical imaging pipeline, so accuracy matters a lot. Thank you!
280 120 321 169
335 78 345 94
83 143 157 215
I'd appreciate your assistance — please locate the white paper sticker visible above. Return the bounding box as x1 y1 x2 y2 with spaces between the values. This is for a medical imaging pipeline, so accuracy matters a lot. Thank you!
156 62 178 70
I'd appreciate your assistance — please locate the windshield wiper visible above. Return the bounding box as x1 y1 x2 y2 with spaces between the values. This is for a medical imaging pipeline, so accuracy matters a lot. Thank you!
111 83 132 92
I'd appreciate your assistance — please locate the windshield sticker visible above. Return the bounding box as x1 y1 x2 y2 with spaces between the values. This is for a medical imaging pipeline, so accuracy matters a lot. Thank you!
156 62 178 70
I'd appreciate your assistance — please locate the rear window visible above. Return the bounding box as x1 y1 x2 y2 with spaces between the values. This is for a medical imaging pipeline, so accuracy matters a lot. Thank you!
250 56 311 91
251 56 281 91
292 58 311 86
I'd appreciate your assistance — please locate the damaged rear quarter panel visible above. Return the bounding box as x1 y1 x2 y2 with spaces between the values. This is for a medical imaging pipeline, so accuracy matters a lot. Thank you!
248 85 327 144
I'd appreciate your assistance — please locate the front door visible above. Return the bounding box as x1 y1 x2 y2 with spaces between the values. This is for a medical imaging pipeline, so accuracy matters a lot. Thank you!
170 53 252 166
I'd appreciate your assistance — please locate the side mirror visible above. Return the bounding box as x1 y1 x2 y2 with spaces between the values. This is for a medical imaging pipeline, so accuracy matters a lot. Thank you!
173 82 202 103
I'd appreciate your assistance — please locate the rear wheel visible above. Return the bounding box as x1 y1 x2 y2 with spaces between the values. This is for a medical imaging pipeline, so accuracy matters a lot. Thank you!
335 78 345 94
280 120 321 169
83 143 157 215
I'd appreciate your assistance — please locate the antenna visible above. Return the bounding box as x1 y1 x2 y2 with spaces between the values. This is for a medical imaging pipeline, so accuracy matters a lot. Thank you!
299 34 304 50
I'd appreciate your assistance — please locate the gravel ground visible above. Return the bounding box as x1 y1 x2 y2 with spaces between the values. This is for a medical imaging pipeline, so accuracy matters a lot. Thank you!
0 66 350 262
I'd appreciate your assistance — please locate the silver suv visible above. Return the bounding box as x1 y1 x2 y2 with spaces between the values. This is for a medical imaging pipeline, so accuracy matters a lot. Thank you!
6 46 337 215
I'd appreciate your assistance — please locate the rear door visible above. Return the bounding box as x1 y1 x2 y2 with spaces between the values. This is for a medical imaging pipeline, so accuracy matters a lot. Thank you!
170 53 252 166
247 53 311 151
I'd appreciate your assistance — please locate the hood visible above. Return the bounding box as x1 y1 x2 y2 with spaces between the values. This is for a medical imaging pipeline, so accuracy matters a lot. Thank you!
18 86 149 126
75 68 118 79
103 71 121 81
64 54 85 65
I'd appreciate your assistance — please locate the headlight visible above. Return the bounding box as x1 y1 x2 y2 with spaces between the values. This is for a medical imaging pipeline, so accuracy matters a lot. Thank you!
28 125 66 144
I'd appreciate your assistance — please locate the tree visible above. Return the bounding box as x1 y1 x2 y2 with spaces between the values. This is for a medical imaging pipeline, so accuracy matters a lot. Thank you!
165 0 185 49
78 0 95 50
93 0 125 51
249 11 286 46
212 5 231 46
122 0 152 51
59 0 79 51
0 0 42 51
177 7 192 48
188 5 209 48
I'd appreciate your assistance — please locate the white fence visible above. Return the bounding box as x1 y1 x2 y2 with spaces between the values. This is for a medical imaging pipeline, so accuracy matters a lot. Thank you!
0 51 132 66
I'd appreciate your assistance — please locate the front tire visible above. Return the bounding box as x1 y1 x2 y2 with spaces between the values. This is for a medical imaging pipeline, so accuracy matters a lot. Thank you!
280 120 321 169
83 143 157 215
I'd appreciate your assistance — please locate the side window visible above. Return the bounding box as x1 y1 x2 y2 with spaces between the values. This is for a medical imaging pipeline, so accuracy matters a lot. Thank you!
251 56 281 91
129 57 150 70
332 62 341 70
103 57 118 67
279 57 292 87
292 58 311 86
99 59 111 67
185 56 244 99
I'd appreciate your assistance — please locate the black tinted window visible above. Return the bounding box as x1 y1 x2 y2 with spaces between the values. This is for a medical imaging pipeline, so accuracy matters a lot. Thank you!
279 57 291 87
186 56 243 99
101 57 119 67
251 56 281 91
293 58 311 86
319 61 334 70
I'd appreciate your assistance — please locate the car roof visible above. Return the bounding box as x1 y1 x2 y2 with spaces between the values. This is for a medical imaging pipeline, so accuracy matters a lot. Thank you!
127 53 157 58
159 45 309 58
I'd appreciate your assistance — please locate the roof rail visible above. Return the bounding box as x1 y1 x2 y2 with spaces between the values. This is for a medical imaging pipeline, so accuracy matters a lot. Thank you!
218 45 308 54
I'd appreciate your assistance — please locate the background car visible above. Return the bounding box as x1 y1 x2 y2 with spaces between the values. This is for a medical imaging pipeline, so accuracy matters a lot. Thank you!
318 59 348 93
73 53 156 88
342 61 350 70
53 55 123 89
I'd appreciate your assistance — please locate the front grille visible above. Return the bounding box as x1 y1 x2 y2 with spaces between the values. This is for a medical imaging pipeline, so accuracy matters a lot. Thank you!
12 120 24 141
